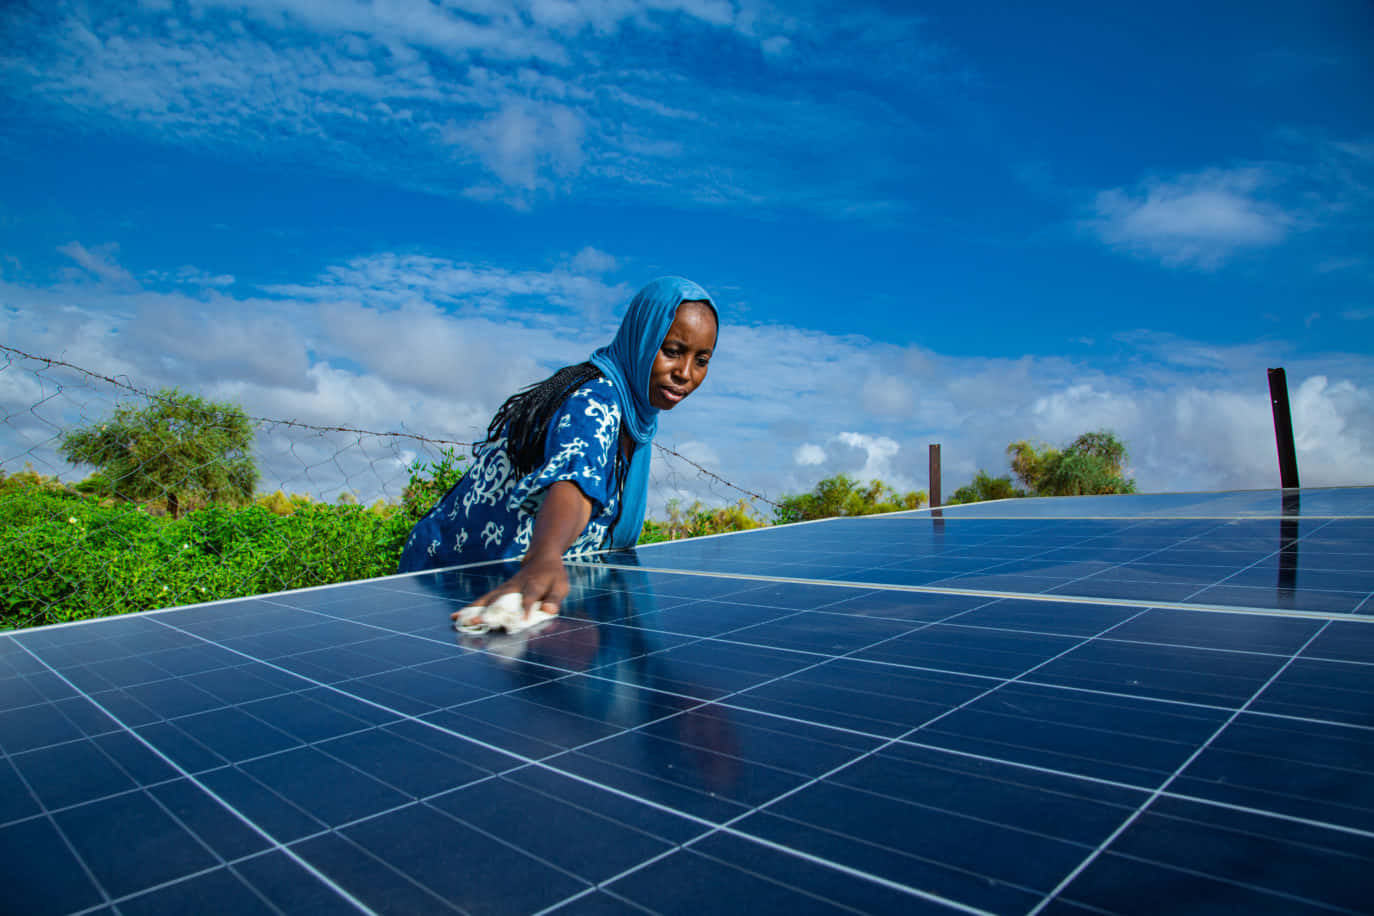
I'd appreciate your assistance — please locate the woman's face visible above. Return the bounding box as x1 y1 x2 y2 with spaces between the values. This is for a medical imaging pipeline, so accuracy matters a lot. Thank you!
648 300 716 410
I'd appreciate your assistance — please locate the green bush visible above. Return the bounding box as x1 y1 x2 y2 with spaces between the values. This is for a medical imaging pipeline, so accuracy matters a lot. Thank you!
773 474 925 524
0 483 413 630
639 499 765 543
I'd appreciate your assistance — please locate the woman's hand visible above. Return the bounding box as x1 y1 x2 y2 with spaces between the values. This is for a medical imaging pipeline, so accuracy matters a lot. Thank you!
469 552 569 617
453 480 593 623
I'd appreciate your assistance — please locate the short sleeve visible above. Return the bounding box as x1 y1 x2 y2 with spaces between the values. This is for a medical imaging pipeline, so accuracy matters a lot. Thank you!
509 378 621 516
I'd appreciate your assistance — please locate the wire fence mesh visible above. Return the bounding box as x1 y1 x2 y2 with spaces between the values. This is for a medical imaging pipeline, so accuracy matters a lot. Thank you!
0 345 777 630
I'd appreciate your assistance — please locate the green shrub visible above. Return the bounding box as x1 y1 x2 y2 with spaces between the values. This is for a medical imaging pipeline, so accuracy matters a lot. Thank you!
639 499 765 543
0 483 413 630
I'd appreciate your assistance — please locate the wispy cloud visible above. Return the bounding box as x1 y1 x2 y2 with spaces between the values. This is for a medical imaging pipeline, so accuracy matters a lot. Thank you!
58 241 136 285
143 266 236 288
1084 167 1292 269
2 1 946 213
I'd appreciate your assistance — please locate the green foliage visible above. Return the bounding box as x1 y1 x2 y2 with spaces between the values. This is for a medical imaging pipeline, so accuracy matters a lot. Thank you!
949 471 1025 505
72 471 114 498
773 474 926 524
0 443 468 630
0 484 404 630
0 465 66 495
1007 429 1136 497
256 490 316 516
639 499 765 543
399 447 468 525
59 389 258 518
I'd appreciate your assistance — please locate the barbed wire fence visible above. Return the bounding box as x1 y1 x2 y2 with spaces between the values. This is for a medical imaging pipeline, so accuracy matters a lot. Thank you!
0 344 781 631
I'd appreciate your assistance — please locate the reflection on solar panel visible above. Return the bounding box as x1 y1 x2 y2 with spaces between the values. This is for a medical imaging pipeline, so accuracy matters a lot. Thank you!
2 488 1372 914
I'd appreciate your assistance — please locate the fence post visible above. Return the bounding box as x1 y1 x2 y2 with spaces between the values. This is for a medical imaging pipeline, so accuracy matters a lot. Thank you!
1267 368 1300 489
928 443 941 509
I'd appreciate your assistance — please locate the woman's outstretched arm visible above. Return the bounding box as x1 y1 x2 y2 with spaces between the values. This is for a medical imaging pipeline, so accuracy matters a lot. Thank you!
456 480 592 622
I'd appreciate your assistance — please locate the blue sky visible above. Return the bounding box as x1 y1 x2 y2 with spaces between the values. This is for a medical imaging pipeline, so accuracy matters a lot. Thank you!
2 0 1372 511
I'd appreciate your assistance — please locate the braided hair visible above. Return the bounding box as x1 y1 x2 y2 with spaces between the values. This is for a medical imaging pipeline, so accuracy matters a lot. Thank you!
484 362 605 478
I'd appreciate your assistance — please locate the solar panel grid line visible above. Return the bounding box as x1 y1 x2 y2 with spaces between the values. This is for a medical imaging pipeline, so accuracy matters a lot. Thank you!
1153 786 1374 844
1164 517 1337 600
529 846 680 916
10 637 383 916
877 725 1374 855
74 850 299 916
1049 524 1320 602
1079 850 1354 916
1024 619 1336 916
683 824 1000 916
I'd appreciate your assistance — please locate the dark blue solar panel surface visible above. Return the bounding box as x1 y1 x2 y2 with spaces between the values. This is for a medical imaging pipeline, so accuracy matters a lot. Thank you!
2 488 1372 914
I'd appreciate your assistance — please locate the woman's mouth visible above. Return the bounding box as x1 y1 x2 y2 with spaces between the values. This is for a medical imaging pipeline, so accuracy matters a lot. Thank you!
658 385 686 405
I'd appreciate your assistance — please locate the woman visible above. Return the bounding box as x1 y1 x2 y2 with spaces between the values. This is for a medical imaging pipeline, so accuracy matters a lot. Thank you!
397 276 718 623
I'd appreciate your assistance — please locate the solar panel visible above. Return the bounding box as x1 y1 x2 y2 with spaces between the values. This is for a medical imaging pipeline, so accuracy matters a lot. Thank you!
2 487 1371 914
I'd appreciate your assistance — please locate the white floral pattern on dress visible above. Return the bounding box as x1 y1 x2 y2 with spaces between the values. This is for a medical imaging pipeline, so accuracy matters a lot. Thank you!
397 377 626 573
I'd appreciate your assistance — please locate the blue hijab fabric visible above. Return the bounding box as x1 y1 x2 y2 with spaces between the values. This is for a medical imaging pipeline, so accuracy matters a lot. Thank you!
588 277 718 547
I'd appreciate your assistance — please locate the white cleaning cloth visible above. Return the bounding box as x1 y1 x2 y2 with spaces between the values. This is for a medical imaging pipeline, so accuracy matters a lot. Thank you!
454 592 557 635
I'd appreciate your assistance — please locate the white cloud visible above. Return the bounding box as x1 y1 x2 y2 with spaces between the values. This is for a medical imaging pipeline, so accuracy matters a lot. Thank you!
442 99 587 199
262 253 631 320
143 266 236 287
834 431 902 482
1291 375 1374 485
760 35 791 57
794 443 825 465
780 430 913 491
860 372 914 416
1029 384 1144 448
58 241 136 285
568 246 618 274
1085 167 1292 269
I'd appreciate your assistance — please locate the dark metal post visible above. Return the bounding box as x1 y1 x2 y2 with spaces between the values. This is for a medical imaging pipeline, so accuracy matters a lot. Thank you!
928 443 941 509
1267 368 1300 489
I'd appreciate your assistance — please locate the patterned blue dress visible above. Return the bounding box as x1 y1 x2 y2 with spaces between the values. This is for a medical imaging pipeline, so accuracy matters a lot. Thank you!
396 377 627 573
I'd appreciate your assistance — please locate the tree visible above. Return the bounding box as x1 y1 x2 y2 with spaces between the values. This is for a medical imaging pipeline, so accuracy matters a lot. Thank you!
774 474 925 524
949 471 1025 505
59 389 258 518
1006 429 1135 497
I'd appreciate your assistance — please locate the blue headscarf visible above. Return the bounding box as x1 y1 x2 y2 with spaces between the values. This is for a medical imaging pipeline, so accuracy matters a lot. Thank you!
589 276 718 547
